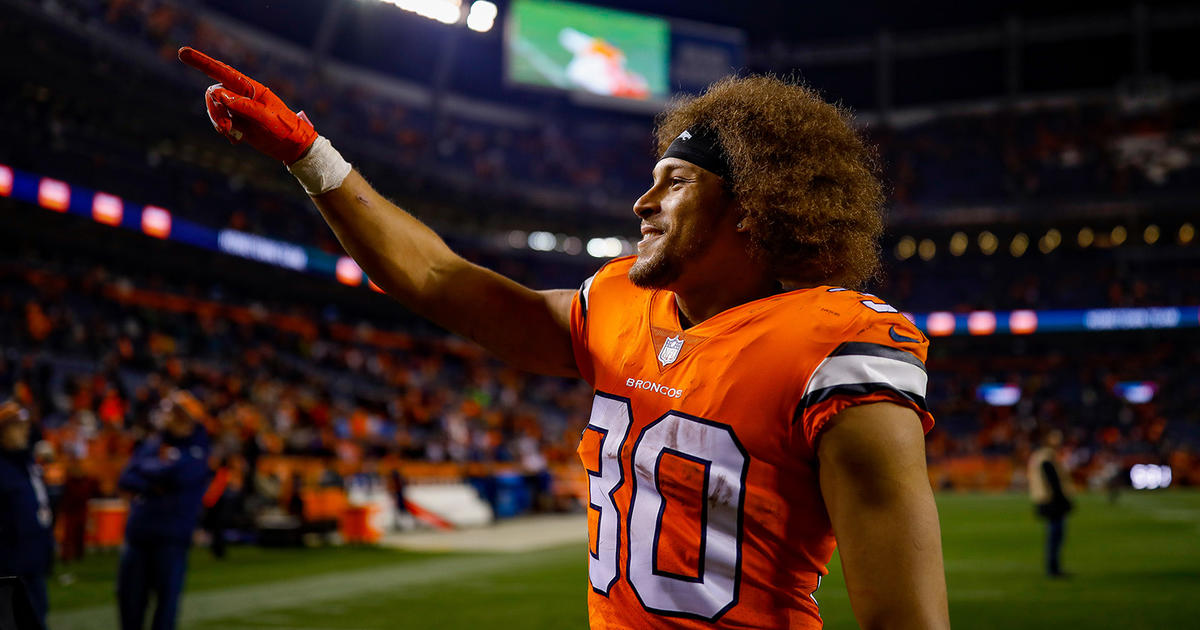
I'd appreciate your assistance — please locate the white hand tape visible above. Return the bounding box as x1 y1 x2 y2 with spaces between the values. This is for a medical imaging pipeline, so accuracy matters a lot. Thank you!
287 136 352 195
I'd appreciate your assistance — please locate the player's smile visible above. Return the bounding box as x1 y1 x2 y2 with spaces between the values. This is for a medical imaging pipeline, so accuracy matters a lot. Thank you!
637 222 666 250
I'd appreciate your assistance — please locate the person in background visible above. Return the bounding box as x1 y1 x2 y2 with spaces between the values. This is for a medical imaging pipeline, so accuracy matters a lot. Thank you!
0 400 54 630
1029 428 1073 578
116 391 212 630
286 472 307 525
201 456 232 559
57 455 99 576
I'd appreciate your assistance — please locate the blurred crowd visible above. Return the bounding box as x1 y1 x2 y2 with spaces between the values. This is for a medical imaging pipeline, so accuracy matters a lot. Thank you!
2 251 1198 500
0 253 594 532
886 247 1200 312
873 99 1200 218
926 333 1200 490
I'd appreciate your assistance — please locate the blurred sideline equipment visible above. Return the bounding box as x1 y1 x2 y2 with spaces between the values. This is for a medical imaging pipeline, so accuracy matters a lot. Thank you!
404 484 493 529
0 400 52 630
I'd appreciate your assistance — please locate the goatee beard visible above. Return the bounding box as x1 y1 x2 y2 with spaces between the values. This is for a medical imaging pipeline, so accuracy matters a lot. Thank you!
628 249 683 289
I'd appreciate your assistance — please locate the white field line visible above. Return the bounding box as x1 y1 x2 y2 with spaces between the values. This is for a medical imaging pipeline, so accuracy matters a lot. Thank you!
48 544 580 630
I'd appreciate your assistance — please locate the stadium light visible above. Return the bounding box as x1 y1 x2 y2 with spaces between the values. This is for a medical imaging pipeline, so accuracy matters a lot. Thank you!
508 230 620 257
895 236 915 260
466 1 498 32
1144 224 1160 245
506 230 526 248
926 311 956 336
949 232 968 257
968 311 997 335
372 0 463 26
1077 227 1094 248
37 177 70 212
1130 464 1172 490
0 164 12 196
917 238 935 261
1111 225 1127 246
587 237 623 258
1181 223 1195 245
92 192 124 226
1038 229 1061 254
527 231 557 251
1010 310 1038 335
561 236 583 255
1010 233 1028 257
336 256 364 286
978 231 998 256
141 206 172 239
367 0 496 31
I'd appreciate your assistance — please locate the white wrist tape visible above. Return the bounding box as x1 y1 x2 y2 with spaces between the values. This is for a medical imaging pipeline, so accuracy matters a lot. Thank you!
287 136 352 195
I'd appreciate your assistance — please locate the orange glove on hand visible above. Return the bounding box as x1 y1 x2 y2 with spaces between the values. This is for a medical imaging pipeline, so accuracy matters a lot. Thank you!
178 46 317 165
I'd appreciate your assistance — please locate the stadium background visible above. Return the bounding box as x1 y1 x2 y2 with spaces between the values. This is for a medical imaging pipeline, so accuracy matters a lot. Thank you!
2 0 1199 627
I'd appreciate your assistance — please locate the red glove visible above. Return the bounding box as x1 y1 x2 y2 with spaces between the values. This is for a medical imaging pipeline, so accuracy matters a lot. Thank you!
178 47 317 165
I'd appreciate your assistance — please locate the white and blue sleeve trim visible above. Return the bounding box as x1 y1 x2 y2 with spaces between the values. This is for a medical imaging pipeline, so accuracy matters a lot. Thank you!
796 342 929 419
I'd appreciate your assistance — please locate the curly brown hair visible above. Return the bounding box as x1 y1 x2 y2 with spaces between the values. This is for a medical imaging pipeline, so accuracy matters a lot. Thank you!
655 75 885 289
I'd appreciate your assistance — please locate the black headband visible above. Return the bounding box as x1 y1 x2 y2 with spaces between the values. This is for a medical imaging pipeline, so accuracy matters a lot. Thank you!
660 125 731 180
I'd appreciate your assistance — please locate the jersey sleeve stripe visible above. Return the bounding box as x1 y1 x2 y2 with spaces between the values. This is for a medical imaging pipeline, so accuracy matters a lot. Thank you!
805 354 928 397
828 341 925 370
794 350 930 427
798 382 929 414
579 274 595 318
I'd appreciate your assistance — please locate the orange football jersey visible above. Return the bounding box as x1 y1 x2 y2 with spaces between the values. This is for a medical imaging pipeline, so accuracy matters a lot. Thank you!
570 256 934 629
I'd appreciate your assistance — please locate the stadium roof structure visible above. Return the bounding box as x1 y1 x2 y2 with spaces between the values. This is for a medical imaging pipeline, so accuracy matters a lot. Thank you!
193 0 1200 113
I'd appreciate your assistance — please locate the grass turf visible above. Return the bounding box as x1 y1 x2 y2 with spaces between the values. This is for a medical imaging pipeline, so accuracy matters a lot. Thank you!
48 490 1200 629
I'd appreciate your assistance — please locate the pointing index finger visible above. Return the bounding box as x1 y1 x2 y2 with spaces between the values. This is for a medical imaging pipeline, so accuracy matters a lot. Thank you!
178 47 252 96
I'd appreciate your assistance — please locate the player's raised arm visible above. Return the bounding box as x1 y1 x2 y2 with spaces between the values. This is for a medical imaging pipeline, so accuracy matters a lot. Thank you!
178 47 579 378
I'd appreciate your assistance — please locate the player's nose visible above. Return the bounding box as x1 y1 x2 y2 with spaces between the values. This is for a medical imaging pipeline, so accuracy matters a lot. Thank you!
632 187 660 219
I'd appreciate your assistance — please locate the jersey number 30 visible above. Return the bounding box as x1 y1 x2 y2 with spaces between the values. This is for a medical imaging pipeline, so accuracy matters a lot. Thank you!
583 392 749 621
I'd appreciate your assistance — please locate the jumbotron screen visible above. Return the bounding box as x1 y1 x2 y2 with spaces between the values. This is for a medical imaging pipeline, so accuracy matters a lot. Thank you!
505 0 670 100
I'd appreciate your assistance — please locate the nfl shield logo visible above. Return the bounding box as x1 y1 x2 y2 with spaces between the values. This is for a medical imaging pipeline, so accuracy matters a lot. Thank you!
658 336 685 366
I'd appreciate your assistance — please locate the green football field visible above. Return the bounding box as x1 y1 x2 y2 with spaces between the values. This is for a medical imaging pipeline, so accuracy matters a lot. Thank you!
47 491 1200 629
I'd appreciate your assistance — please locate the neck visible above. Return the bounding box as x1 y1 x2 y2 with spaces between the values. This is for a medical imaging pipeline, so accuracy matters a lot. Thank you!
671 266 779 329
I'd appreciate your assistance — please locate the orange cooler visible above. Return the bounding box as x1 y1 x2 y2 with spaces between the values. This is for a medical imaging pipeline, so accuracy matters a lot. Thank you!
87 498 129 548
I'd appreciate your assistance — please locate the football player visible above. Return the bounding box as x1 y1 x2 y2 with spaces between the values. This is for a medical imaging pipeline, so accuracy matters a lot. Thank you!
180 47 949 629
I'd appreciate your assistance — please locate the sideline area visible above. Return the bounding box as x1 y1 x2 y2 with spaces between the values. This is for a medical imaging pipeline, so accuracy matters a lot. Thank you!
44 493 1200 629
47 542 582 630
381 513 587 553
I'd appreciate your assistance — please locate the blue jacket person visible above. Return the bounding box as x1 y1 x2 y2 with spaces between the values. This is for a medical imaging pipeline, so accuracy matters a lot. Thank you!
116 391 211 630
0 400 53 630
